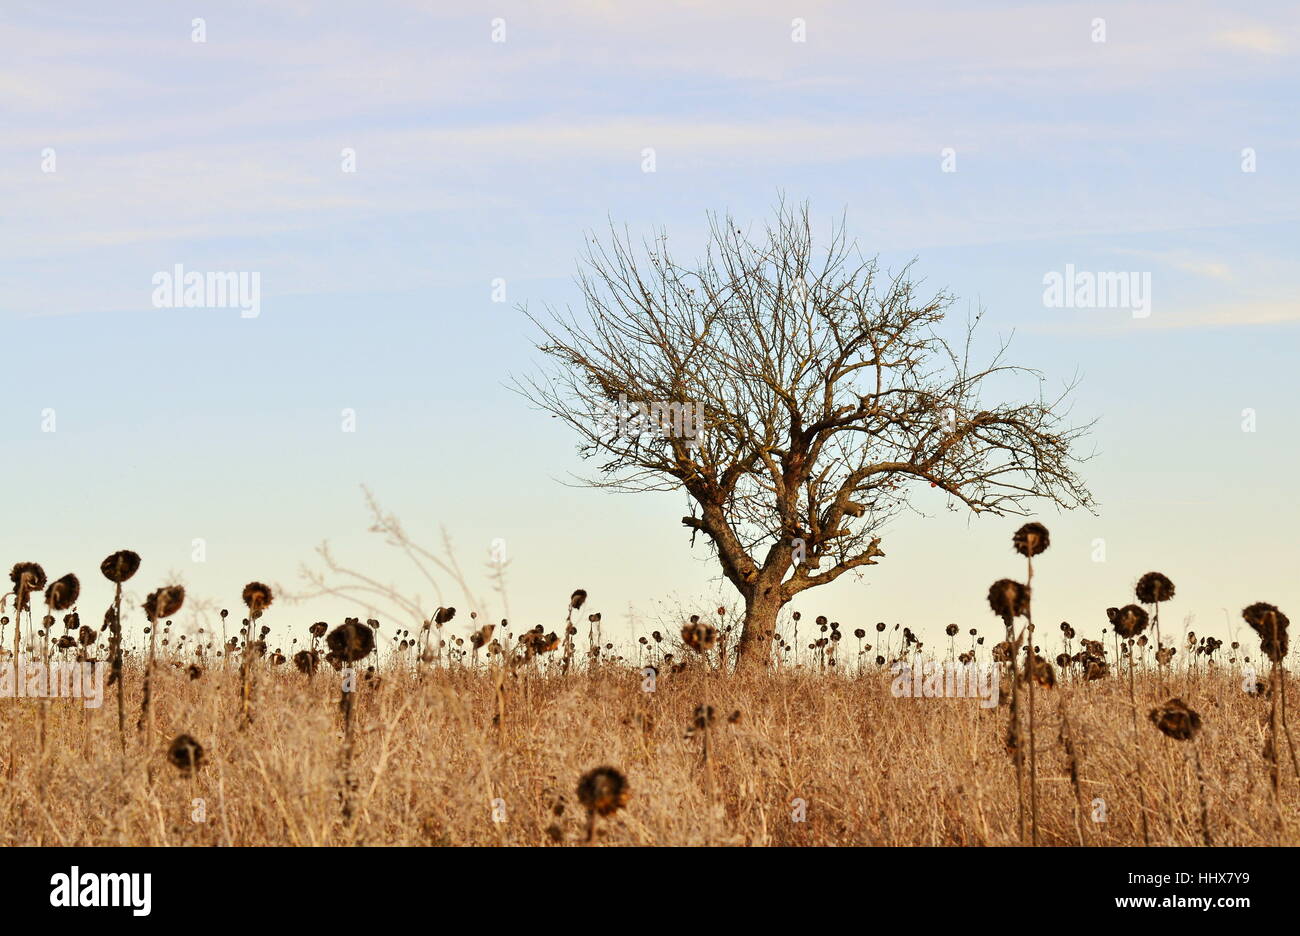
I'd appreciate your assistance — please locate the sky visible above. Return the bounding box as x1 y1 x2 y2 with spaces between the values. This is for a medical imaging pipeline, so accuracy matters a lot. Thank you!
2 1 1298 659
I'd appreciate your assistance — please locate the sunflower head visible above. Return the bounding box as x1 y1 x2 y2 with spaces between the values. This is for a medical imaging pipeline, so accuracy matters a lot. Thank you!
9 563 47 608
1107 604 1149 639
577 766 630 817
1135 572 1176 604
100 550 141 584
45 573 80 611
987 579 1030 622
681 619 718 653
1012 522 1050 558
1242 602 1290 663
167 734 205 774
241 582 273 617
326 618 376 662
143 586 185 622
1149 698 1202 741
1022 654 1057 688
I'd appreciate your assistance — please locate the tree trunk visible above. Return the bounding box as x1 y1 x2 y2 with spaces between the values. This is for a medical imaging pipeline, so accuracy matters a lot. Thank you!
734 589 784 673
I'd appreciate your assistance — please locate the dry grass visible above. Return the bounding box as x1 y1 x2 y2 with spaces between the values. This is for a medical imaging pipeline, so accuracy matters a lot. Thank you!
0 653 1295 846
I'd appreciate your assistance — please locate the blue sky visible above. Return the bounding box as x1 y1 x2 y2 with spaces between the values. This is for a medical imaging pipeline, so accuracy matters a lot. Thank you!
3 1 1298 657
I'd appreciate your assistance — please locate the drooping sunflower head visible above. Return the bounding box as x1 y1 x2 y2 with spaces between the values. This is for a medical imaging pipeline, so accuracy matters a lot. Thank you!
1135 572 1176 605
987 579 1030 622
1107 604 1149 639
45 573 80 611
241 582 274 617
681 619 718 653
167 734 206 775
326 618 376 662
577 766 630 817
1012 522 1050 558
100 550 141 584
1148 698 1202 741
1242 602 1290 663
10 563 47 601
143 586 185 622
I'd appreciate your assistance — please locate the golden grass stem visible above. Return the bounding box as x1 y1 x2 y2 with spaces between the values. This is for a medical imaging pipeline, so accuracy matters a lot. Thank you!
1128 658 1152 846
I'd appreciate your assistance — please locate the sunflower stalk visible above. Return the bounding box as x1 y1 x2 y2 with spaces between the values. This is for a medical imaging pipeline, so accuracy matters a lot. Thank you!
1023 549 1039 847
1058 694 1087 845
99 552 141 766
1193 742 1212 847
1128 654 1152 846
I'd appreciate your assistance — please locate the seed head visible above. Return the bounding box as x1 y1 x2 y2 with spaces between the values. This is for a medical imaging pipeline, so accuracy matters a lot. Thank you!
1012 522 1050 558
987 579 1030 622
99 550 141 584
1107 604 1149 639
520 628 560 656
1135 572 1176 605
1242 602 1290 663
167 734 205 774
241 582 274 617
690 705 716 734
681 619 717 653
9 562 47 609
1022 654 1057 688
143 586 185 622
326 618 376 662
45 573 80 611
577 766 630 816
1149 698 1202 741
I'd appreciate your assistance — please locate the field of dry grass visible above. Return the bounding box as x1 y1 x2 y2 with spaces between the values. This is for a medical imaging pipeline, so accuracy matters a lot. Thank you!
1 648 1296 846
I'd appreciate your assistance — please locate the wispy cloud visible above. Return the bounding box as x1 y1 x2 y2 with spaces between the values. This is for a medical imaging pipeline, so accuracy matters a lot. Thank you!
1218 28 1288 54
1025 298 1300 335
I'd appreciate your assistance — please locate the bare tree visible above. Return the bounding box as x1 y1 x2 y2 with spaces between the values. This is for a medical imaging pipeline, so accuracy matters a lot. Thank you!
519 202 1094 672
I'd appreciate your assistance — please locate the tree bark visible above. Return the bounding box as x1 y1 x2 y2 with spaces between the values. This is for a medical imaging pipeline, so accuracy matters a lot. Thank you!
735 586 785 672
